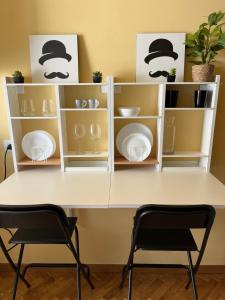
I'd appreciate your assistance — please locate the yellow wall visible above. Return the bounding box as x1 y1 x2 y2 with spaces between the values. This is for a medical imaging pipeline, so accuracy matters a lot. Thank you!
0 0 225 265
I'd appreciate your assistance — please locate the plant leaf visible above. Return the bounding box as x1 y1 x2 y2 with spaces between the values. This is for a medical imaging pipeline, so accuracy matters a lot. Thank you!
208 12 217 26
215 11 225 24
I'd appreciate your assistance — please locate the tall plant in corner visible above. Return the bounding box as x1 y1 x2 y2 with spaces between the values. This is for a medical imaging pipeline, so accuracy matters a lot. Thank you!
185 11 225 82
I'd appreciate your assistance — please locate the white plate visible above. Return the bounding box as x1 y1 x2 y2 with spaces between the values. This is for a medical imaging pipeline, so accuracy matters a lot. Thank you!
121 133 151 161
116 123 153 155
22 130 56 161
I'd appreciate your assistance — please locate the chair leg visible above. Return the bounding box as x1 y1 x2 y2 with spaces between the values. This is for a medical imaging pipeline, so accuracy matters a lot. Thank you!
74 225 80 257
76 261 81 300
128 257 134 300
187 251 198 300
120 264 129 288
74 226 81 300
68 239 94 290
0 237 30 288
12 244 25 300
186 249 204 289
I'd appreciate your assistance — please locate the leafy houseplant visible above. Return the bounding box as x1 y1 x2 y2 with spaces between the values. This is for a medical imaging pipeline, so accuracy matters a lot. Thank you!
12 70 24 83
92 71 102 83
185 11 225 82
167 68 176 82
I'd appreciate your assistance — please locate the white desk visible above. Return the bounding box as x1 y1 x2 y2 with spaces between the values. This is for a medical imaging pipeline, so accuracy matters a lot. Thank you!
110 168 225 208
0 168 110 208
0 167 225 208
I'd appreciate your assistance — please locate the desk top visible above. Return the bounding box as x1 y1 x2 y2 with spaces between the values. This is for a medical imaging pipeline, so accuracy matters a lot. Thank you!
110 168 225 208
0 168 110 208
0 167 225 208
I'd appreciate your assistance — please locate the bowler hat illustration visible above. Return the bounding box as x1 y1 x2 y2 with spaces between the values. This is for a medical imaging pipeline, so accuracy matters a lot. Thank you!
39 40 72 65
144 38 178 64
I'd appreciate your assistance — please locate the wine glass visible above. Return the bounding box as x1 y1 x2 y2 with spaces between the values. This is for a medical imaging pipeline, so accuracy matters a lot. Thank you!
90 123 101 153
21 99 35 116
73 123 86 154
42 99 55 116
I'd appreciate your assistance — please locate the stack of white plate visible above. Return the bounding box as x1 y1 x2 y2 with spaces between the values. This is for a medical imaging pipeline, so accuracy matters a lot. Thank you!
22 130 56 161
116 123 153 161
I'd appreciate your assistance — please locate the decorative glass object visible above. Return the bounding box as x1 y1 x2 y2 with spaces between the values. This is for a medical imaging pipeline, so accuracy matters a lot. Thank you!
90 123 101 153
163 116 176 154
42 99 55 116
73 123 86 154
21 99 35 116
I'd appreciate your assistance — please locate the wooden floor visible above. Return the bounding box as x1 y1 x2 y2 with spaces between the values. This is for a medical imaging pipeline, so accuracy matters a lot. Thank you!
1 269 225 300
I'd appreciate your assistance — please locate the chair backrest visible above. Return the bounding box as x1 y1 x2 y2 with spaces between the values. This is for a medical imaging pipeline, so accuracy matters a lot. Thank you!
134 204 215 230
0 204 70 237
131 204 215 254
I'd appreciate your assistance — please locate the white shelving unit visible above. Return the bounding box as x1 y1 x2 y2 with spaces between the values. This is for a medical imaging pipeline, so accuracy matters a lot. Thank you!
3 75 220 173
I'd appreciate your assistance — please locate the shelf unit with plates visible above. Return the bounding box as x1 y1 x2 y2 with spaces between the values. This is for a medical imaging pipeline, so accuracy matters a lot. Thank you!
4 75 220 173
55 77 111 171
3 77 61 171
111 79 165 171
110 76 220 172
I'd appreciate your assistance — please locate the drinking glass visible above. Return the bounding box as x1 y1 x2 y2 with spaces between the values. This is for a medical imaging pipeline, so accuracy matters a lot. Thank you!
42 99 55 116
90 123 101 153
21 99 35 116
73 123 86 154
163 116 176 154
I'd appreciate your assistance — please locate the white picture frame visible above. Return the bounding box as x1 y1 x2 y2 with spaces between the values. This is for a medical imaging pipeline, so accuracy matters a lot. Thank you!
136 33 186 82
29 34 79 83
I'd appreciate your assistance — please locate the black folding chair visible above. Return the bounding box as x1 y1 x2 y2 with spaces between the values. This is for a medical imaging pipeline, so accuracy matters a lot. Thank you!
120 204 215 300
0 204 94 300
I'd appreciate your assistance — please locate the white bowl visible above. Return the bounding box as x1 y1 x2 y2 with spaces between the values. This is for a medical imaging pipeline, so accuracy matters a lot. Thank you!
118 106 140 117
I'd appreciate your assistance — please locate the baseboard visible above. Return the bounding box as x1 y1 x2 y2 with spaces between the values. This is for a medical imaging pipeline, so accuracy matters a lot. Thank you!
1 263 225 274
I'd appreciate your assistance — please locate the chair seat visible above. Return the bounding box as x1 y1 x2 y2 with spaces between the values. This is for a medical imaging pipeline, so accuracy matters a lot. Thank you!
136 229 198 251
10 217 77 244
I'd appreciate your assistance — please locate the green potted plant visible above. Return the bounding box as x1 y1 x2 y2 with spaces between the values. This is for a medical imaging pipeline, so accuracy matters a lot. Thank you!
92 71 102 83
167 68 176 82
185 11 225 82
12 70 24 83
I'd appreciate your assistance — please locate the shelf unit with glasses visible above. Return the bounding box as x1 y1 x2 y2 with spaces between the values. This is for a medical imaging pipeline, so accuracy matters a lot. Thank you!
3 77 111 172
3 75 220 173
3 77 61 171
55 78 111 171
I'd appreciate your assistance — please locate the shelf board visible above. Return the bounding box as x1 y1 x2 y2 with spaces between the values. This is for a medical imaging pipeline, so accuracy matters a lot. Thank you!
114 81 216 86
17 157 61 166
114 115 160 119
64 151 108 158
114 157 158 165
162 151 208 158
114 82 158 86
165 108 214 111
6 82 107 87
65 160 108 171
166 81 216 85
60 108 107 112
11 116 57 120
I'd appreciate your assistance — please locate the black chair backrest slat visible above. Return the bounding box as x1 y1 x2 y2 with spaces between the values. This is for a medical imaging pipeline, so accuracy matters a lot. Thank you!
134 205 215 230
0 204 69 236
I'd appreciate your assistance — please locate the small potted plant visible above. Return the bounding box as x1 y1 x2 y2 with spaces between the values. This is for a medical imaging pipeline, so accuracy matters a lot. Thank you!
185 11 225 82
92 71 102 83
12 70 24 83
167 68 176 82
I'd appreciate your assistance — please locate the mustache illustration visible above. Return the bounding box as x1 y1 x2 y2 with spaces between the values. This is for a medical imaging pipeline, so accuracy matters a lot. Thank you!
44 72 70 79
149 71 169 78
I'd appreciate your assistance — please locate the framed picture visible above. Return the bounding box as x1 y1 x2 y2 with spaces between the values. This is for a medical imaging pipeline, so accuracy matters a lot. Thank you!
29 35 79 83
136 33 186 82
